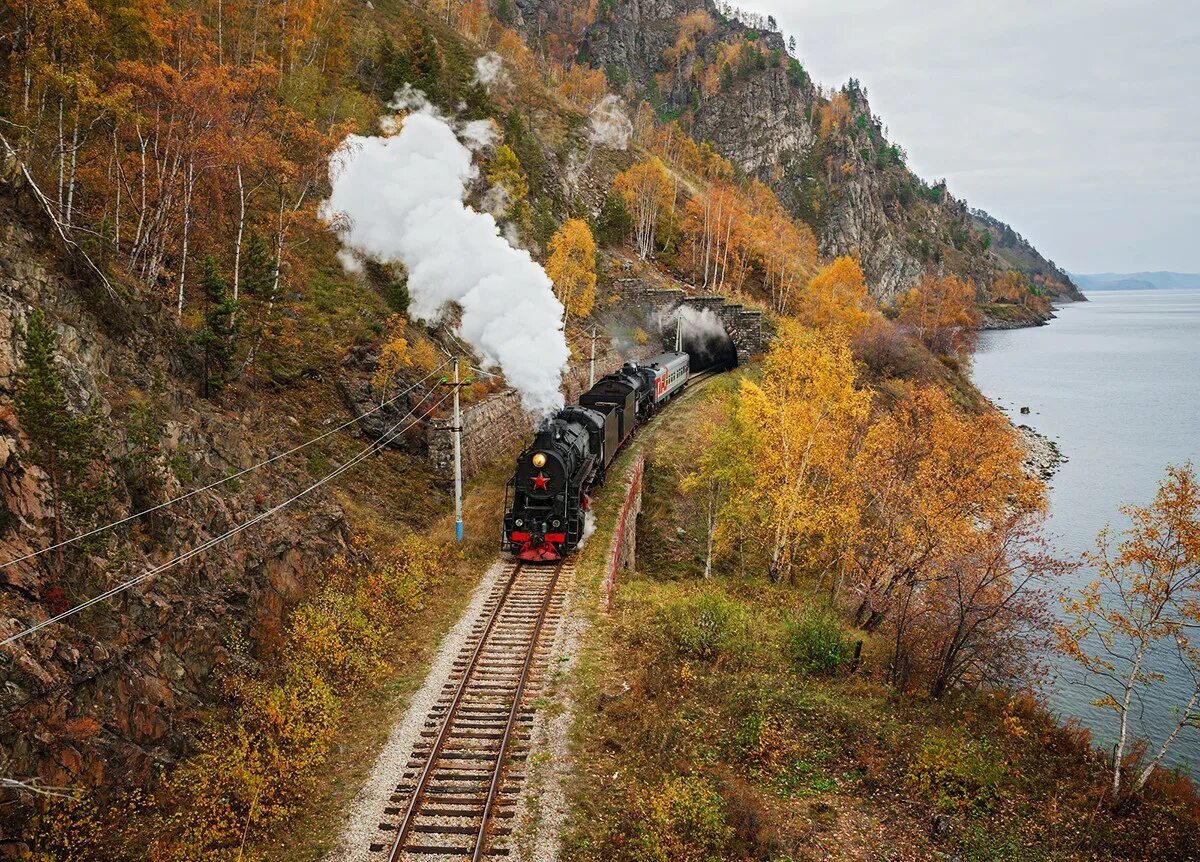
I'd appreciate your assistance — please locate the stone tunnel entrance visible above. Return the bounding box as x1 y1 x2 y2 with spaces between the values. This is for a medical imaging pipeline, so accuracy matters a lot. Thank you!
611 279 769 368
661 303 739 372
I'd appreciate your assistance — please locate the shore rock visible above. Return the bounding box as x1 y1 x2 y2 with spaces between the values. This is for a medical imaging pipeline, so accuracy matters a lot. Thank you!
1016 424 1067 480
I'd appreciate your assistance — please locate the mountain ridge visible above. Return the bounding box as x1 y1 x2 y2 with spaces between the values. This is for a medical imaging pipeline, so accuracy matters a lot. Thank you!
1070 271 1200 291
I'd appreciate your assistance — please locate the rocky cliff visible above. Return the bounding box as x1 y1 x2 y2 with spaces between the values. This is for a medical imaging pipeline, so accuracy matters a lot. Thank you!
0 159 353 802
523 0 1080 306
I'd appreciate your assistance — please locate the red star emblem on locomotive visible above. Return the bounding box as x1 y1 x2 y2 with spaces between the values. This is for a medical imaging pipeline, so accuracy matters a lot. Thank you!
532 472 549 490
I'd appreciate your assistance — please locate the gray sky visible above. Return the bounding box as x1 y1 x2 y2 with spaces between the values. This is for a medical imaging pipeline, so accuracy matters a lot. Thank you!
734 0 1199 273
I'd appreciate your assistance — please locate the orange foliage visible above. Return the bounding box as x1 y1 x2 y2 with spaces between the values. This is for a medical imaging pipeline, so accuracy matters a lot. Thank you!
819 91 852 138
1058 464 1200 800
849 385 1054 694
495 28 535 73
1 0 348 326
559 63 607 108
896 274 982 358
678 175 815 308
682 181 750 293
613 157 675 260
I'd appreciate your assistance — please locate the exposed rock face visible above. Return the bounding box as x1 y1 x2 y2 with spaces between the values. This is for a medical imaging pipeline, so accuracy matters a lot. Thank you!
529 0 1079 307
0 163 350 805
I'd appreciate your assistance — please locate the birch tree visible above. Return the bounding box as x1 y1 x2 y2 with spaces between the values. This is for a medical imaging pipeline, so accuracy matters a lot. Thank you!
707 322 869 585
1058 464 1200 803
613 157 673 261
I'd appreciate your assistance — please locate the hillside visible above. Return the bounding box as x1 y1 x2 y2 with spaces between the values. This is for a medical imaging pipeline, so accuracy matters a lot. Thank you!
973 208 1085 300
6 1 1195 860
510 0 1084 313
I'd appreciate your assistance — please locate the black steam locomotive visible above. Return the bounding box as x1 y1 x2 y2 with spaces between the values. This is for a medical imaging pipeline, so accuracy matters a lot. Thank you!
503 351 690 561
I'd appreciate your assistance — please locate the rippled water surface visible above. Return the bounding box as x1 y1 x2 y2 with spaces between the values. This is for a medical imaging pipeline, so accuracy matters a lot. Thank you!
972 290 1200 772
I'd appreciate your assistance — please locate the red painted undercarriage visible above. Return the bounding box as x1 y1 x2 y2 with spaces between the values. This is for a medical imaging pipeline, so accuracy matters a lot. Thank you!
509 531 567 562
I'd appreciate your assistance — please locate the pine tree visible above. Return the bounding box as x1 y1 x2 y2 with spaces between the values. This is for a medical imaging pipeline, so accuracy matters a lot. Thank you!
194 256 240 397
239 230 276 301
595 192 634 247
15 309 108 571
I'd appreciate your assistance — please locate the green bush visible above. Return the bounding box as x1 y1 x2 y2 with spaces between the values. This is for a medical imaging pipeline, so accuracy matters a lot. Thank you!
627 775 734 862
907 732 1006 812
594 192 633 247
659 591 747 663
781 607 851 675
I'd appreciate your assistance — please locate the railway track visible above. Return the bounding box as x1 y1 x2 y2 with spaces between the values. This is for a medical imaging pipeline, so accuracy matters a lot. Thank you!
372 559 570 861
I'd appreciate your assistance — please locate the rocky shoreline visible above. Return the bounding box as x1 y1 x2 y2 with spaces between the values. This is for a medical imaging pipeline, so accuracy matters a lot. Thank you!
1016 424 1067 480
981 311 1053 330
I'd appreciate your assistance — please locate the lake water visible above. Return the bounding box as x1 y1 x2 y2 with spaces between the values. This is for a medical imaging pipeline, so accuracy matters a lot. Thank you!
972 290 1200 773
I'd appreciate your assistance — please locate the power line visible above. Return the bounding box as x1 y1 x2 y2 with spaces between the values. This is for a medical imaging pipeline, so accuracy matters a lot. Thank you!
0 362 450 573
0 389 452 649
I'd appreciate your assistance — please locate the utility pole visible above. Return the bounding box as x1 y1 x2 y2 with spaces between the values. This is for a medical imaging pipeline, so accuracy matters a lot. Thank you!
588 326 598 388
442 358 472 543
675 313 683 352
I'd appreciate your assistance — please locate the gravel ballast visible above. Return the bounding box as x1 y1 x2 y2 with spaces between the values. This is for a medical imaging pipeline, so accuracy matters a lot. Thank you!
322 559 507 862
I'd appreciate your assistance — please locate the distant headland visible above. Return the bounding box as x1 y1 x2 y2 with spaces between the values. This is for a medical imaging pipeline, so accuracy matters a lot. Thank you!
1070 271 1200 291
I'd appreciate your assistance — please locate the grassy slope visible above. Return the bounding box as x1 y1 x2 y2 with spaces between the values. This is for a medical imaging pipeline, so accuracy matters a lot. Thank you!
559 371 1200 862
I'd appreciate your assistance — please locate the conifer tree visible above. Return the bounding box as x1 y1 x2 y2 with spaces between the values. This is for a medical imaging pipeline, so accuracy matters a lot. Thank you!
15 309 108 571
595 192 634 247
194 256 239 397
239 230 276 301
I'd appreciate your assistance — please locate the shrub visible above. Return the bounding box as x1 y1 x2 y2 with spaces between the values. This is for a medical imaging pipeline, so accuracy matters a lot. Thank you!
659 591 748 663
27 537 443 859
627 775 735 862
851 316 931 382
907 732 1006 812
781 606 851 675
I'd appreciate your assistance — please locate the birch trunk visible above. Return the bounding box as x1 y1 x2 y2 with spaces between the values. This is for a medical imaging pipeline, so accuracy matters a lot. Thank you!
1112 648 1145 799
233 164 246 301
57 99 64 212
177 161 195 318
64 113 79 226
1134 682 1199 792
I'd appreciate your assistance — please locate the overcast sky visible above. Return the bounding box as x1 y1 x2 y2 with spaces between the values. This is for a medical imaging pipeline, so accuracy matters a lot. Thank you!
733 0 1199 273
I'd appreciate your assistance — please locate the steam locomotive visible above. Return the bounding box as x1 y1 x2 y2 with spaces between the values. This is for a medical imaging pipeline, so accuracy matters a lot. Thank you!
503 351 690 561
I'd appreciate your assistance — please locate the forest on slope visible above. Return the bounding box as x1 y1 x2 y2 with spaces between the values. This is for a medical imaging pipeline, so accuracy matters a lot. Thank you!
0 0 1194 860
550 0 1085 310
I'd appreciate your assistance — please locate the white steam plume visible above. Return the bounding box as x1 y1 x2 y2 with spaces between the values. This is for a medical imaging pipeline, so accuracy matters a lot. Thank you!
578 508 596 549
567 95 633 186
323 100 569 414
587 95 632 150
472 52 507 90
663 305 728 346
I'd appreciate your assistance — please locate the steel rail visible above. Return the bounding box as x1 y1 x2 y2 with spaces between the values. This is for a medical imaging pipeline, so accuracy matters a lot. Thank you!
385 561 524 862
469 560 565 862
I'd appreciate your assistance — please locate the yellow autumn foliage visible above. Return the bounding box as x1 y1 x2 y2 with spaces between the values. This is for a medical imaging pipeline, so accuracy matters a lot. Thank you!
545 218 597 321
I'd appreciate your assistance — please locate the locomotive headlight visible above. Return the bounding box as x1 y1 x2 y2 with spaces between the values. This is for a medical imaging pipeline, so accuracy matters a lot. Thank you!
552 519 561 527
532 453 547 468
515 519 523 527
